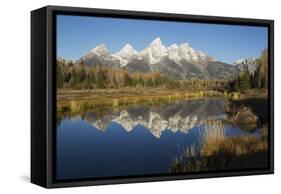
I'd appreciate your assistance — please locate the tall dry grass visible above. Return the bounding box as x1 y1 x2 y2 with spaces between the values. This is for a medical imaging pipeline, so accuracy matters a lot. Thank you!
170 125 268 173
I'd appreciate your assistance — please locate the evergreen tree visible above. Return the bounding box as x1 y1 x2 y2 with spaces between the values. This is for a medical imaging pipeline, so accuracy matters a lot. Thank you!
124 73 133 87
238 66 251 90
96 67 106 88
56 61 64 88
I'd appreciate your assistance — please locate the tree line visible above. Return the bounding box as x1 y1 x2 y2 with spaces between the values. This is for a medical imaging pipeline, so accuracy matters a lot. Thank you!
57 49 268 91
229 49 268 91
57 60 229 91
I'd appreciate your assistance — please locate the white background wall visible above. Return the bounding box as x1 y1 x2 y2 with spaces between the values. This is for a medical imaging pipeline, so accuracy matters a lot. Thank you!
0 0 279 193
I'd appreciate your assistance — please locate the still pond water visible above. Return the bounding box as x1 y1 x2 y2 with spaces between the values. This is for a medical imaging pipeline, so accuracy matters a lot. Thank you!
56 98 259 180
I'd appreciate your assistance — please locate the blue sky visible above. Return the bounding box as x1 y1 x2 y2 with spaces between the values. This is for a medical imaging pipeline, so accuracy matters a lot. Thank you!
57 15 268 64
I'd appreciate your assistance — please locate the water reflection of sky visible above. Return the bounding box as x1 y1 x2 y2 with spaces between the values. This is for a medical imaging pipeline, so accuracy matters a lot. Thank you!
56 99 260 180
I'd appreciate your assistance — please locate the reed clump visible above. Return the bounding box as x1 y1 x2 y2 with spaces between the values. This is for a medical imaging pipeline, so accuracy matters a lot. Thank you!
170 126 268 172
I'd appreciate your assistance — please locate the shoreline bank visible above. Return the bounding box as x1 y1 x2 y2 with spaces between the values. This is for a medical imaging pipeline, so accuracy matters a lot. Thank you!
56 88 268 114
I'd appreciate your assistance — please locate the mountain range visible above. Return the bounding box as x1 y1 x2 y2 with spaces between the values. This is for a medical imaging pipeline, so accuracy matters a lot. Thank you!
232 57 258 74
69 37 254 80
82 98 230 138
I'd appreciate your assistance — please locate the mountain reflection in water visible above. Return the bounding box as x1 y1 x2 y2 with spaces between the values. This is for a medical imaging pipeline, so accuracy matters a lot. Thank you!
56 98 260 180
83 98 230 137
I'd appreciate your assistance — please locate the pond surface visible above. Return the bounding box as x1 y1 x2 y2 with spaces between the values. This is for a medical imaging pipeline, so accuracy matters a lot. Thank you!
56 98 260 180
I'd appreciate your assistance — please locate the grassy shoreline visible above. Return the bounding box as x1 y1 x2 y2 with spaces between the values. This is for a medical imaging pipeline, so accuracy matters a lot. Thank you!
170 125 268 172
57 88 267 113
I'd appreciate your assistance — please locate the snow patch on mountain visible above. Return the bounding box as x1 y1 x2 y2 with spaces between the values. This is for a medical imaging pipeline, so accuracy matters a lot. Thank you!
113 44 137 67
73 37 242 80
79 37 214 67
233 57 258 74
139 37 168 65
167 44 182 65
91 44 110 56
112 110 135 132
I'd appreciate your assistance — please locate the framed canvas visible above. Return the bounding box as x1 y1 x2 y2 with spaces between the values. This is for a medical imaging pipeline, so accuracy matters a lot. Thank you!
31 5 274 188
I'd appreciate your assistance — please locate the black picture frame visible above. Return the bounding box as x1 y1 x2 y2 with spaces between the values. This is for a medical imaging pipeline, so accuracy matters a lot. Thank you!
31 5 274 188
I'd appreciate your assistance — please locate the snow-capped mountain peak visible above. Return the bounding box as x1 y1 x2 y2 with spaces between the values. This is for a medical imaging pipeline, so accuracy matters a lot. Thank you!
121 44 137 53
179 43 190 49
113 44 137 66
84 39 213 67
177 43 210 63
234 58 246 64
178 43 195 62
150 37 163 46
233 57 258 74
169 44 179 49
91 44 110 56
140 37 168 64
74 37 240 80
167 44 181 64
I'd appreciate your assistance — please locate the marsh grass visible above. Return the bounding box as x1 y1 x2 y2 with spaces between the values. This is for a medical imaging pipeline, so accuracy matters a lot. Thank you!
57 88 267 117
170 125 268 173
57 92 202 114
56 88 236 116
